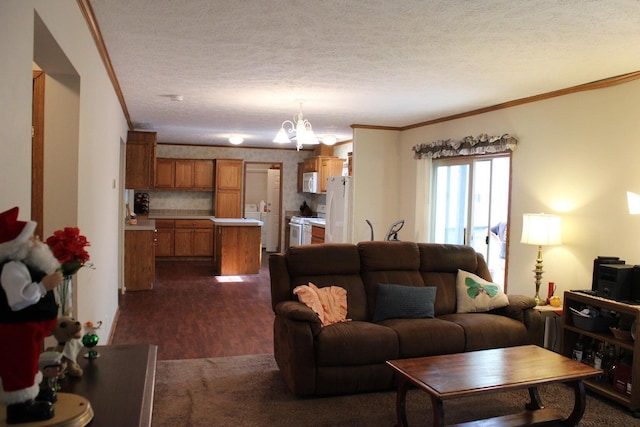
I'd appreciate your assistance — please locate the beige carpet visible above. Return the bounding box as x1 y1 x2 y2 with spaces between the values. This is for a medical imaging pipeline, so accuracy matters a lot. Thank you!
153 353 637 427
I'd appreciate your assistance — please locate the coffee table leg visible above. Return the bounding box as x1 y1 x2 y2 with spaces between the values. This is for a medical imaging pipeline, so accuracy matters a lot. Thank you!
395 377 410 427
525 386 544 410
430 394 445 427
563 380 587 427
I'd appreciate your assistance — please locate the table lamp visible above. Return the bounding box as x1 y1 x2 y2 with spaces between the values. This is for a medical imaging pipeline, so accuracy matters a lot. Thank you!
520 213 562 305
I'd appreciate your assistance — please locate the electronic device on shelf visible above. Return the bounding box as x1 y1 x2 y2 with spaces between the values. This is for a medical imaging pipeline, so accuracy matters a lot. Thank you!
571 256 640 305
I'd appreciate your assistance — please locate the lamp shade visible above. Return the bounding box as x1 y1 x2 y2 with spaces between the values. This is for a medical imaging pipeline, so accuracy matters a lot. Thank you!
520 213 562 246
273 127 291 144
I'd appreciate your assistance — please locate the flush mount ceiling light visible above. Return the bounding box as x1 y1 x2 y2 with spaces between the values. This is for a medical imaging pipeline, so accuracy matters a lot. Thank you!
228 136 244 145
273 102 321 151
321 136 337 146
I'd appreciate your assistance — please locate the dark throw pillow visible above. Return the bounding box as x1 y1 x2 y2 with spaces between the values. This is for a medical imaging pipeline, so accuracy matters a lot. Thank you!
373 283 437 322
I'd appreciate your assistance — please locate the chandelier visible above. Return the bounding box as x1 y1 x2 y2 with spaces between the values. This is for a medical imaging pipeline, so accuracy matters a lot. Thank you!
273 103 321 151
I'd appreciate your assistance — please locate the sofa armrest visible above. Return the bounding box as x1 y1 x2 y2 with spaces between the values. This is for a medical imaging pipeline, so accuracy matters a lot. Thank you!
489 294 542 344
488 294 535 322
275 301 322 335
273 301 321 396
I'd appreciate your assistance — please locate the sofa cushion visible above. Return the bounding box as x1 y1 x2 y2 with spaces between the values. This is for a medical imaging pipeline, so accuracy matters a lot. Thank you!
379 318 466 358
439 313 529 351
418 243 492 317
358 241 425 320
456 269 509 313
315 321 399 366
285 244 368 321
373 284 436 322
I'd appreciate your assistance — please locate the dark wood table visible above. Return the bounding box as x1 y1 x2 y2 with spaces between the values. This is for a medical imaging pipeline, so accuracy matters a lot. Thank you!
59 344 157 427
387 345 601 427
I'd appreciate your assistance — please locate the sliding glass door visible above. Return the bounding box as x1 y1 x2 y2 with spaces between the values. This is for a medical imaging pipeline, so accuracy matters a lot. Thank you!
431 155 510 285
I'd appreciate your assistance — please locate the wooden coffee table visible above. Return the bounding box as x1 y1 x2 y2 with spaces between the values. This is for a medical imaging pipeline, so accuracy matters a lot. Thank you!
386 345 600 427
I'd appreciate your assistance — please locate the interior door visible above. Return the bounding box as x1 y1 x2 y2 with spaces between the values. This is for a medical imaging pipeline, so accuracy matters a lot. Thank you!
265 168 281 252
431 155 510 285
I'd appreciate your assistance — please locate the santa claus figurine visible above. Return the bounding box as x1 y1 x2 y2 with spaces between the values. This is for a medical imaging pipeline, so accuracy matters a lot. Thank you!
0 207 62 424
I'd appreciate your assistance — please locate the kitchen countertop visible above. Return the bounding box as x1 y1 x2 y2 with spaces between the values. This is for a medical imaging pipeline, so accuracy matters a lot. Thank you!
211 218 263 226
307 218 326 228
149 214 213 220
125 219 156 231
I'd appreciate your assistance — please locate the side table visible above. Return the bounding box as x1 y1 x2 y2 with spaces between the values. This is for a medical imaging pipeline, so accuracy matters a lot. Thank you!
59 344 157 427
536 304 563 353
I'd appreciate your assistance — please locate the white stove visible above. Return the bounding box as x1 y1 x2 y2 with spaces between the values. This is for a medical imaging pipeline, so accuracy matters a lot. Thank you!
289 205 327 247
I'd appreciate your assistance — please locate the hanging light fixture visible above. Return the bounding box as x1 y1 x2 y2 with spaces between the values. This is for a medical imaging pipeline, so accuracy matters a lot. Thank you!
273 103 320 150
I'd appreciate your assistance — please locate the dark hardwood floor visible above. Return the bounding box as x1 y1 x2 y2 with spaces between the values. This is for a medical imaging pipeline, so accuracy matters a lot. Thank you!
111 252 275 360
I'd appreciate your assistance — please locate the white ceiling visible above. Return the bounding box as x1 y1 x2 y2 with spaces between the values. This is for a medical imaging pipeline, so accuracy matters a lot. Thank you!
88 0 640 148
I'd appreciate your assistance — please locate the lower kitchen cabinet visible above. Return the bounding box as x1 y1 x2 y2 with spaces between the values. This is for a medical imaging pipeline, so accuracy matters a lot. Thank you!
174 219 214 257
155 219 175 256
311 225 325 244
124 229 155 291
213 223 261 275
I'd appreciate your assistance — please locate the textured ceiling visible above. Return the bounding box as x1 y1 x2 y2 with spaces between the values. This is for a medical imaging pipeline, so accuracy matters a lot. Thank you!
88 0 640 148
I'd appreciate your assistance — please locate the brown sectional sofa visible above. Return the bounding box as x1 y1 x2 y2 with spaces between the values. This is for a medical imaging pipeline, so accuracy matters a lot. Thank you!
269 241 543 396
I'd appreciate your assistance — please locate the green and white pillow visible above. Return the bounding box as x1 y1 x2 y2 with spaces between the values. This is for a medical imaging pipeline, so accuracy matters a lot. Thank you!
456 269 509 313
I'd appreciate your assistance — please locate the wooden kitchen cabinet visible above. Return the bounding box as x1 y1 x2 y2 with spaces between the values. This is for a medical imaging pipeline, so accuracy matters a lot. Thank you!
300 156 343 193
297 162 304 193
174 219 214 256
124 229 155 291
125 131 156 190
319 157 344 193
215 159 243 218
303 157 320 173
213 223 261 275
174 160 195 188
311 226 325 244
156 159 213 190
154 219 175 257
193 159 214 189
155 159 175 188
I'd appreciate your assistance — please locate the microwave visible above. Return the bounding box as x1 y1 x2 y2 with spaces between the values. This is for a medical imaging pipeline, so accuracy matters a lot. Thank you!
302 172 319 193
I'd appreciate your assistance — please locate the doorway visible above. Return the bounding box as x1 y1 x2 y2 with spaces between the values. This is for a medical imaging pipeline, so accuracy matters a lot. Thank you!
243 162 283 252
431 154 511 286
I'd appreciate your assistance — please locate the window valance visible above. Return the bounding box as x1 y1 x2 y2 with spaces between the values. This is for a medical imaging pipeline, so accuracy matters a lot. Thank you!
412 133 518 159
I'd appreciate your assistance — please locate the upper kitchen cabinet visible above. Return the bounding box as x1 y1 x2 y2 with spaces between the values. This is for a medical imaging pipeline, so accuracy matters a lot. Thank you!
299 156 344 193
155 158 214 190
215 159 243 218
155 158 175 188
319 157 343 193
193 160 214 189
125 131 156 190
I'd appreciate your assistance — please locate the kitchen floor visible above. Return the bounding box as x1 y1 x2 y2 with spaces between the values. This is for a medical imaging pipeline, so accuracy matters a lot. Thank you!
111 252 275 360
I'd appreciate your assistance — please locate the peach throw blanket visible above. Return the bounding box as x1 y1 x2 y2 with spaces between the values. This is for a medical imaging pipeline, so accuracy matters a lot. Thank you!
293 282 350 326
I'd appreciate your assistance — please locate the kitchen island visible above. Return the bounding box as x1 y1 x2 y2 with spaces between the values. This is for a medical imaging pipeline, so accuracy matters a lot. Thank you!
211 218 263 275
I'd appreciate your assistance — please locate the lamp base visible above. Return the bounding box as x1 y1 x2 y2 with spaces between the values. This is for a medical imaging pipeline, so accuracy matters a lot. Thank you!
535 294 546 306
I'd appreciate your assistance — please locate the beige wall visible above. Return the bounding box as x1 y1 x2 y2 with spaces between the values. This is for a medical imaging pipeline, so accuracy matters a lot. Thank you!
1 1 129 341
352 128 402 242
383 79 640 298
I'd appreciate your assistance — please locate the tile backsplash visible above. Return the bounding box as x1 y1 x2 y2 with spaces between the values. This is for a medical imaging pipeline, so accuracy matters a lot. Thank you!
147 190 213 211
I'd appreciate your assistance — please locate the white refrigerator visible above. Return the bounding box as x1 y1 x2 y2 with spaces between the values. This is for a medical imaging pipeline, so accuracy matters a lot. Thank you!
325 176 352 243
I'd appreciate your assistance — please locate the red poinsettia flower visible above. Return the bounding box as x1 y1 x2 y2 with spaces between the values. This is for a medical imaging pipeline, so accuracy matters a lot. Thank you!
46 227 91 276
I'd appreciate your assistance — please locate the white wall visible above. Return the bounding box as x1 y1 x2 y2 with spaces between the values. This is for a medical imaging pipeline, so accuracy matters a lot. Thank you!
391 79 640 299
1 1 128 342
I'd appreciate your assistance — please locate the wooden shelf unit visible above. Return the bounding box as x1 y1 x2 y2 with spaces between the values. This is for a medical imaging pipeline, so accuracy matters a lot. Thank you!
562 291 640 415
